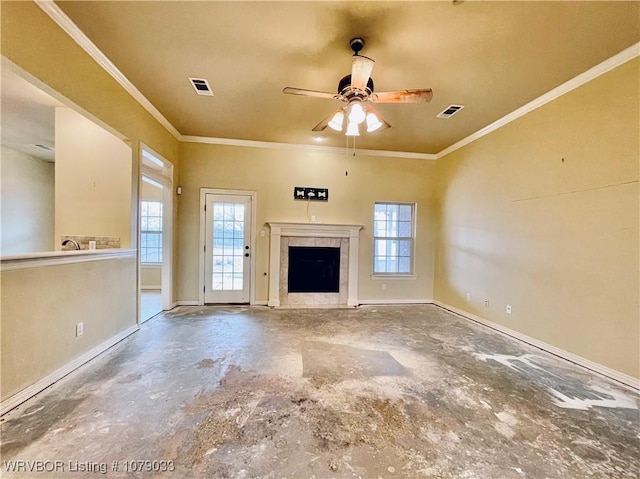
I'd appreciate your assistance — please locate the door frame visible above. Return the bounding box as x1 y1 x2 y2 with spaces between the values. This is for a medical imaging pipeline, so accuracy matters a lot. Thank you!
138 143 174 320
199 188 257 305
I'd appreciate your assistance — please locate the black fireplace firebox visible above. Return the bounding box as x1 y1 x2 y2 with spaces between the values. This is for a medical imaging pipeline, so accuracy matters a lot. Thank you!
288 246 340 293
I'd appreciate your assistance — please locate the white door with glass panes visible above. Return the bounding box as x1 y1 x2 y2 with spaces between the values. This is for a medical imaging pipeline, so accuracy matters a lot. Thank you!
204 194 252 303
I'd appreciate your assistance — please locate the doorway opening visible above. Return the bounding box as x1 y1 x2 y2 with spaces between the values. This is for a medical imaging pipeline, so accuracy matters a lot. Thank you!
139 145 173 322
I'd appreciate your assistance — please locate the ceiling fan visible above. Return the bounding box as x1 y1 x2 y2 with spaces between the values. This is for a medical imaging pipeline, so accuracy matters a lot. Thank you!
283 37 433 136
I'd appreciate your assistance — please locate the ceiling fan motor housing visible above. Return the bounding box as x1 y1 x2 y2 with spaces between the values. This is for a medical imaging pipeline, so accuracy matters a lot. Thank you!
338 75 374 98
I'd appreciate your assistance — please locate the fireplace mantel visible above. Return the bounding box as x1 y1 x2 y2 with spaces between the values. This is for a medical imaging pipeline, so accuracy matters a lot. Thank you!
267 222 363 307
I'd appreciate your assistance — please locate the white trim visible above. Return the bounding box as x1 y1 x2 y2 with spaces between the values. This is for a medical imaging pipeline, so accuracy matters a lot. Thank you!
182 135 437 161
141 285 161 290
1 325 138 416
370 274 418 280
34 0 181 140
435 42 640 159
139 143 174 313
141 165 171 189
174 300 200 306
199 189 258 306
267 222 363 307
358 299 433 305
433 301 640 392
267 222 364 238
1 249 135 272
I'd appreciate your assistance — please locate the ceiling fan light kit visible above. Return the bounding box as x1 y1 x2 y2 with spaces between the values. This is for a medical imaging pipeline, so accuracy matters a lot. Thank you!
366 112 383 133
328 109 345 131
283 37 433 137
346 121 360 137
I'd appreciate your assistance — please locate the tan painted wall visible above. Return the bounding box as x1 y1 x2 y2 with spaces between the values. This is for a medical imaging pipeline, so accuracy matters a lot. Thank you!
0 147 55 254
1 0 181 303
141 266 162 289
0 1 180 406
1 256 137 401
434 59 640 379
55 107 132 248
177 143 437 303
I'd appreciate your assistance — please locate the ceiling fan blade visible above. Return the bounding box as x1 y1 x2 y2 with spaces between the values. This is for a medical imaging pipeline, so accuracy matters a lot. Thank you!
283 87 340 100
370 89 434 103
312 108 342 132
351 55 375 91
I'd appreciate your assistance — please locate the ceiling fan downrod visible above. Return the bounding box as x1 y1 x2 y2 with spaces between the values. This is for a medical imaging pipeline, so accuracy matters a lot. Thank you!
350 37 365 56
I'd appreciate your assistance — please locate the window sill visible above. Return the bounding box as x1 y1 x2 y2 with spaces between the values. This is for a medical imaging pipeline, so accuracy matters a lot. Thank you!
371 273 417 280
141 263 162 268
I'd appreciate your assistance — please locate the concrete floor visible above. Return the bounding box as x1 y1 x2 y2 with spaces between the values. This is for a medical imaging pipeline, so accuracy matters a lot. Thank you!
141 290 163 322
1 305 638 478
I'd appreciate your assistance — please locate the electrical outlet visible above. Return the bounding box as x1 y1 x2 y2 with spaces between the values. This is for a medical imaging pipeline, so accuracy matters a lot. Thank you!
76 322 84 337
466 293 471 302
381 283 387 291
260 229 266 237
506 305 512 315
311 215 316 222
484 300 490 308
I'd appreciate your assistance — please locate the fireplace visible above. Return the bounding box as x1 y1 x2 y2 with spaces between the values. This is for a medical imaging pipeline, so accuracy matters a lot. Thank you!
288 246 340 293
267 222 363 308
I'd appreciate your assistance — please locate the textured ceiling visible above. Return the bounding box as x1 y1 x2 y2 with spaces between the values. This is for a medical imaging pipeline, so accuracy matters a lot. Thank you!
56 1 639 154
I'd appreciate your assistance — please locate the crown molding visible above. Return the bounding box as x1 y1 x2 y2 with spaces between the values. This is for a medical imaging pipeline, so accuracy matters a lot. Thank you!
435 42 640 160
181 135 438 160
34 0 182 140
34 1 638 161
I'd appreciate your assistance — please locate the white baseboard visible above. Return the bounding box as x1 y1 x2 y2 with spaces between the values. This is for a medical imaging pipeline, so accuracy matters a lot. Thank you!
174 300 200 306
433 301 640 392
358 299 434 305
1 324 139 416
173 300 268 307
141 285 161 290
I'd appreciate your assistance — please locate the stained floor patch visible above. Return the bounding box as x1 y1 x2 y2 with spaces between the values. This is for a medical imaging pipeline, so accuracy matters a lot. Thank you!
302 341 405 382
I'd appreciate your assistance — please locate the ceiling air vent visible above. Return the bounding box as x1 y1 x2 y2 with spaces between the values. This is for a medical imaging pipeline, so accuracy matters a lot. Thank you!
189 77 214 96
437 104 464 118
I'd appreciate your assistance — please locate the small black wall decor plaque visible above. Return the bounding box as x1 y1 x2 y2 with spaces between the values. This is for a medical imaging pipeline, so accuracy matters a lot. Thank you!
293 187 329 201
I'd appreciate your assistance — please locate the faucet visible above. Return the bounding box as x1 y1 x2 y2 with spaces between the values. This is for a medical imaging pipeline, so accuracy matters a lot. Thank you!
62 239 81 250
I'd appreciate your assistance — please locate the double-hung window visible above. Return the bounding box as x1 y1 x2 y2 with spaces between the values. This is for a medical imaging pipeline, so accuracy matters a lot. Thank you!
373 202 415 274
140 200 162 263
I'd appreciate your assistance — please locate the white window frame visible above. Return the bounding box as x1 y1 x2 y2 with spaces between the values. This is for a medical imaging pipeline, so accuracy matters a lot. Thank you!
372 202 417 279
140 200 163 265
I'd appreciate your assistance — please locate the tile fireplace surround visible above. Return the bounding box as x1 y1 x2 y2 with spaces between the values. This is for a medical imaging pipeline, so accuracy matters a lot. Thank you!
267 222 363 308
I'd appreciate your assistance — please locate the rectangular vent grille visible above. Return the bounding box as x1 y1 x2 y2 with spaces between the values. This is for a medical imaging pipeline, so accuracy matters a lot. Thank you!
437 104 464 118
189 77 214 96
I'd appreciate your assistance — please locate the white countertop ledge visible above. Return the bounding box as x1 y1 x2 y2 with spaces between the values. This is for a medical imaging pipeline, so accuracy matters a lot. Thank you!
1 249 136 271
